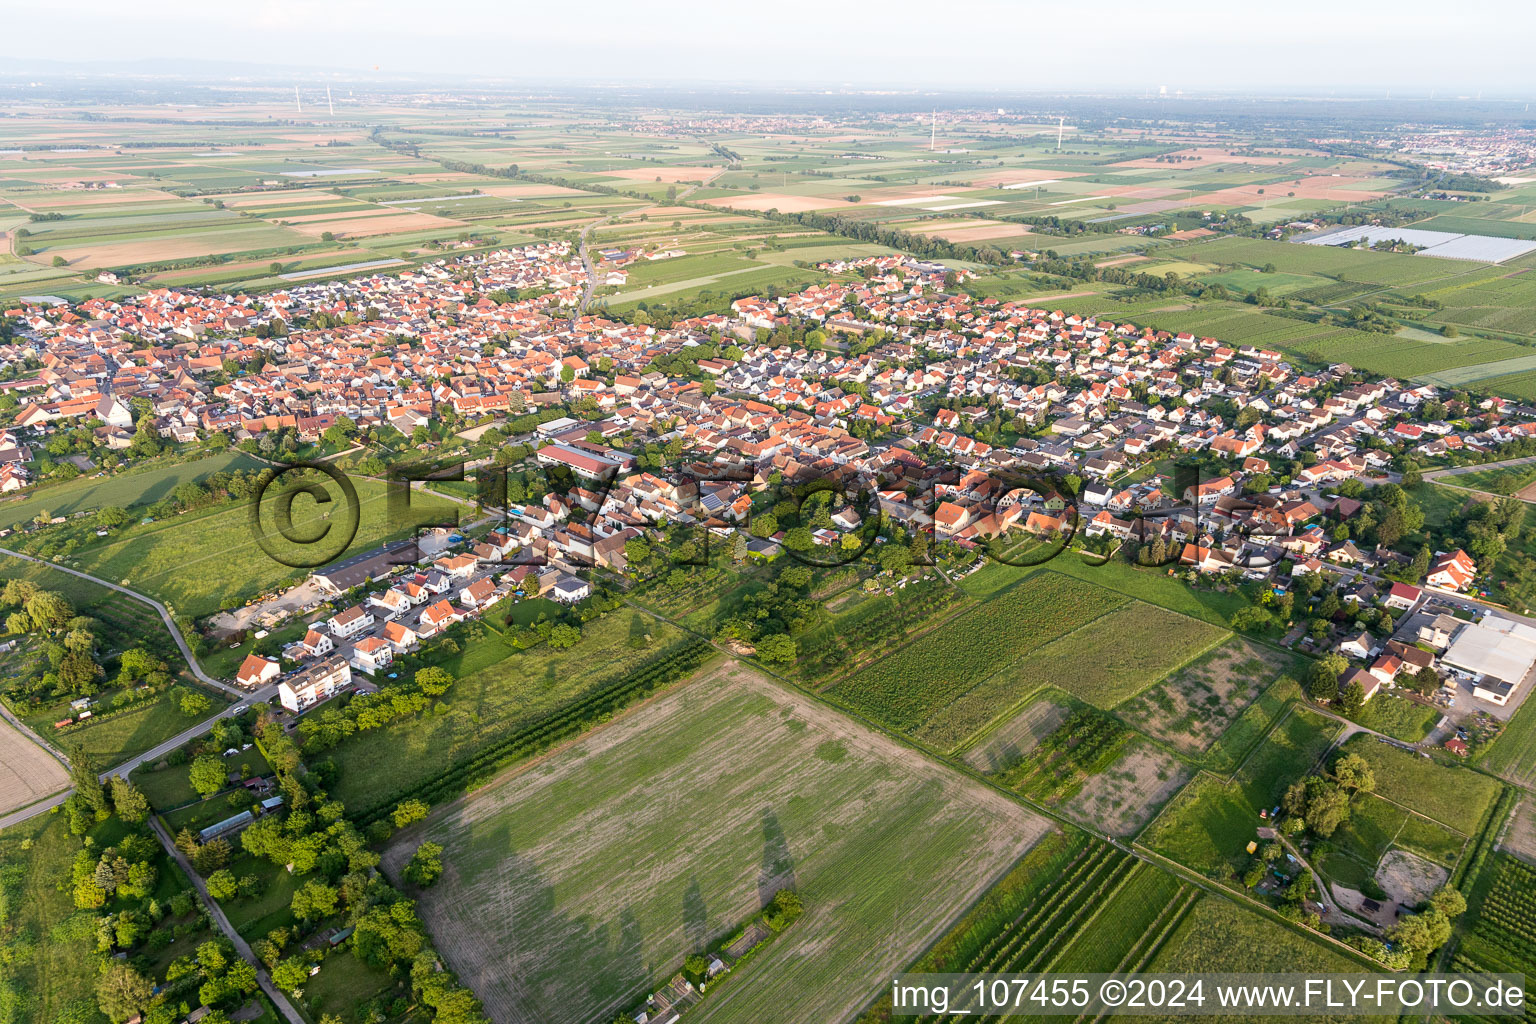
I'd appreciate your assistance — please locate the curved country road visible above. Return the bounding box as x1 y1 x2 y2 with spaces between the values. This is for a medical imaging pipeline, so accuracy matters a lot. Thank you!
0 546 237 694
0 548 277 830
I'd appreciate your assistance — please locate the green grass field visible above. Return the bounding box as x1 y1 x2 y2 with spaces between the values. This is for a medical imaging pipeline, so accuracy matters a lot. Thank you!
327 610 690 813
22 688 216 766
1481 690 1536 788
1346 692 1440 742
0 556 184 660
1337 733 1501 836
0 813 104 1023
1148 894 1371 977
0 451 265 529
391 662 1050 1024
50 475 460 618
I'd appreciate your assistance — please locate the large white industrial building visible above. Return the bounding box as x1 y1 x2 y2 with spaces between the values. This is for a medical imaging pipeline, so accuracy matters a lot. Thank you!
1441 615 1536 706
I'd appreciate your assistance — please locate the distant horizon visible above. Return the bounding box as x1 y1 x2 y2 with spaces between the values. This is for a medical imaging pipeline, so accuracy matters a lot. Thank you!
0 56 1531 109
3 0 1535 96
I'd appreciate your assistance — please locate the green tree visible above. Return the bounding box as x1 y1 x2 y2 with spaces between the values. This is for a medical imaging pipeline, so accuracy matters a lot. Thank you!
755 633 797 663
1331 752 1376 793
95 506 131 529
109 775 149 823
415 666 454 696
1307 658 1341 702
25 591 73 632
1429 885 1466 918
290 880 339 923
192 837 232 874
68 743 108 818
1306 784 1352 837
272 956 313 992
1339 679 1367 715
179 689 213 716
392 799 429 829
764 888 803 930
95 962 153 1023
206 869 238 901
404 841 445 887
189 753 226 798
1388 909 1452 956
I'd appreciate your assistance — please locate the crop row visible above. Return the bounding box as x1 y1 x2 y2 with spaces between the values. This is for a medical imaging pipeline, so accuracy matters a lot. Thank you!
800 584 965 679
1009 709 1130 805
830 573 1124 733
920 843 1138 1024
353 639 714 824
1450 950 1536 1024
958 843 1107 972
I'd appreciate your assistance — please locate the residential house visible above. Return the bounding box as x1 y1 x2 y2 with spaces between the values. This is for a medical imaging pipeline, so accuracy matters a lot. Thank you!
328 605 375 639
349 636 394 676
235 654 280 689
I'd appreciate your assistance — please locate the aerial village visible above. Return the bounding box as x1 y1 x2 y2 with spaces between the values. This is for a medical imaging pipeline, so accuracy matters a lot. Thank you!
7 239 1536 737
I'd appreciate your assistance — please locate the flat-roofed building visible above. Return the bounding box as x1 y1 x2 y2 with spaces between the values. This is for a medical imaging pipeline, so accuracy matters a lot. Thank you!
1441 615 1536 706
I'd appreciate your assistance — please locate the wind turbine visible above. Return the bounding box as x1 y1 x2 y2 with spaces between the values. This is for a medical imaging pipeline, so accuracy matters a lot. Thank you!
327 85 335 116
294 86 301 113
930 109 936 152
1056 116 1065 151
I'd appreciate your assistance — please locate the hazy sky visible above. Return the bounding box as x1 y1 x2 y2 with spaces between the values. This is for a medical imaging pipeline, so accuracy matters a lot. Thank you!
5 0 1536 93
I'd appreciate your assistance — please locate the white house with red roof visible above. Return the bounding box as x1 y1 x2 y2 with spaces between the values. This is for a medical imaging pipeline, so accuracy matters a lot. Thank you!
1384 581 1423 611
418 599 461 636
1426 549 1476 592
349 636 394 676
235 654 279 689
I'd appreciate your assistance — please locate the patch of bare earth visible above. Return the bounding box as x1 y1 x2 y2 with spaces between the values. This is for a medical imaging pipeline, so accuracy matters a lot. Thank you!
1120 638 1289 756
1062 738 1191 837
1376 849 1448 907
1498 796 1536 865
0 715 68 815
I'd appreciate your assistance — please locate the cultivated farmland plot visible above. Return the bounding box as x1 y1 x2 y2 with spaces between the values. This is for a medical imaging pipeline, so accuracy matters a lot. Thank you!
1120 637 1297 757
0 713 68 815
387 662 1050 1024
